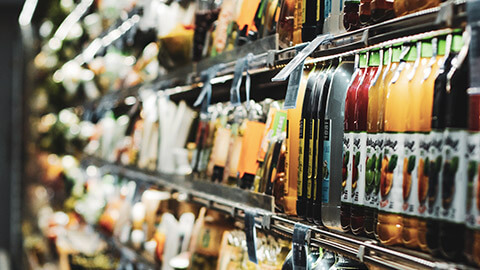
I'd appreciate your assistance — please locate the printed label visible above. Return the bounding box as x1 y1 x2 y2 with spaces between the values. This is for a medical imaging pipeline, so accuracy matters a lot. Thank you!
341 132 352 203
298 119 305 197
352 132 367 206
417 133 430 215
403 133 419 216
427 131 443 219
379 133 405 214
365 133 382 208
307 119 314 200
466 132 480 229
322 119 331 203
440 130 468 223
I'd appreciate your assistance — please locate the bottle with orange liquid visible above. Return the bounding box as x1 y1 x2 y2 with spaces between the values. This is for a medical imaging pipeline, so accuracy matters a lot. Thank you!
410 38 442 252
342 53 367 232
351 51 381 236
378 44 415 246
365 49 386 238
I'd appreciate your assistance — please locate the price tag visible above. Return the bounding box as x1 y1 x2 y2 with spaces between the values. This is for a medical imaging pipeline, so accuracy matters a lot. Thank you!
292 223 310 270
272 34 333 82
283 44 307 109
244 210 258 264
193 64 224 111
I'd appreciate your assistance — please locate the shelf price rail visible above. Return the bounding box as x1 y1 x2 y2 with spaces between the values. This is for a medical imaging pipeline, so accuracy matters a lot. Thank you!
82 157 475 270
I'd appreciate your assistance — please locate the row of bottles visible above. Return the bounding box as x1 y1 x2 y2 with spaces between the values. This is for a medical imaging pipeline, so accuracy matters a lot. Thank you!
83 30 479 266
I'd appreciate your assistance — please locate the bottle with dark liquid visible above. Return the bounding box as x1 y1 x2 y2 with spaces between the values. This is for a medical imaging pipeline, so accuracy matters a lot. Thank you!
370 0 394 23
297 69 318 218
342 54 367 231
359 0 372 25
438 33 469 261
426 34 453 255
343 0 361 31
351 51 380 236
193 0 221 61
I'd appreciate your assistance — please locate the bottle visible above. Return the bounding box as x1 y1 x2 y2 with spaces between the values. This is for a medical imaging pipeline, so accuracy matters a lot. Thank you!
297 69 319 218
370 0 394 23
426 34 453 255
439 33 469 261
342 54 367 232
465 88 480 266
416 38 441 252
374 46 396 240
365 49 385 238
285 70 309 215
402 40 432 250
314 60 339 224
351 51 381 235
193 0 221 61
301 0 320 41
378 44 415 245
306 66 325 222
321 58 355 231
323 0 346 34
359 0 372 25
277 0 295 48
343 0 361 31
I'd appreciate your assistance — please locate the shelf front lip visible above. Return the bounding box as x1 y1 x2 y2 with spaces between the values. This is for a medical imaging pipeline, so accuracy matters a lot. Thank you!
82 156 475 270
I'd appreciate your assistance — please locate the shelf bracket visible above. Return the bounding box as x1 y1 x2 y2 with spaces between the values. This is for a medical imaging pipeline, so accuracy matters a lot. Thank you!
357 244 366 262
267 50 276 68
261 213 272 230
436 1 454 27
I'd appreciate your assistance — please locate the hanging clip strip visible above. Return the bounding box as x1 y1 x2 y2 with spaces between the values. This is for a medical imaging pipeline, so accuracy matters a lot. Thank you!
272 34 333 82
193 64 224 110
244 209 258 264
245 53 254 108
283 44 309 109
292 223 310 270
230 56 249 106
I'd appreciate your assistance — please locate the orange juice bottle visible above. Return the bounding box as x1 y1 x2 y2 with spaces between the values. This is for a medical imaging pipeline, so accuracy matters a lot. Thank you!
364 49 386 238
402 40 433 250
378 44 416 246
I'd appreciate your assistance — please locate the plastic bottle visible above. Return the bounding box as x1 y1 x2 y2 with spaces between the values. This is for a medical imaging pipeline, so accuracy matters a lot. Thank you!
426 34 453 255
378 44 415 245
439 33 469 261
351 51 381 236
321 58 355 231
365 49 386 238
313 60 339 224
342 54 367 232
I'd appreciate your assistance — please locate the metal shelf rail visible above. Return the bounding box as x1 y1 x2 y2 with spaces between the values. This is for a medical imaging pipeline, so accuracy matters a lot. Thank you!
82 157 475 270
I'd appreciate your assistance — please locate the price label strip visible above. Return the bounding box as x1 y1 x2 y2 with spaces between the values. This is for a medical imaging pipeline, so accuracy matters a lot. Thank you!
194 64 224 112
272 35 333 109
244 209 258 264
292 223 310 270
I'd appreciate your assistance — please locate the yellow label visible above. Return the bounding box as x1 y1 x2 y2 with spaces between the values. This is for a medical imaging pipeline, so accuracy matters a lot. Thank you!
316 0 320 21
284 122 290 195
301 0 306 24
298 119 305 197
307 119 314 199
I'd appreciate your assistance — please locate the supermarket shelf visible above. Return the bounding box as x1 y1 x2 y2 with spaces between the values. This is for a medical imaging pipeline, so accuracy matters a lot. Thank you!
97 229 158 269
81 156 275 213
85 0 466 113
82 156 475 270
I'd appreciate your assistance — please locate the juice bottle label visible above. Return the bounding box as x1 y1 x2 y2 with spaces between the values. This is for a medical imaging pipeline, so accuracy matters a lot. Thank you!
417 133 430 215
341 132 352 203
440 129 468 223
298 119 305 197
365 133 381 208
427 130 443 219
323 119 332 203
212 128 232 167
307 119 314 200
352 132 367 206
379 133 405 214
466 132 480 229
402 133 419 216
